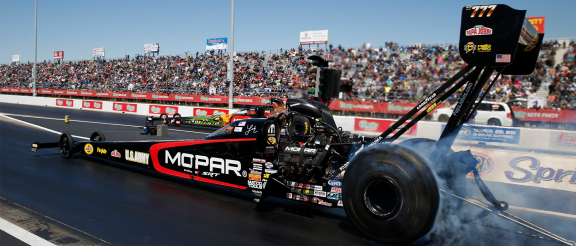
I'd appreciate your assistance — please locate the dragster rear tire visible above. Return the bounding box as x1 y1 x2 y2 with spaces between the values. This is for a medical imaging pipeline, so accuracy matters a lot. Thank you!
90 131 106 141
343 144 439 245
58 133 74 159
159 113 169 124
173 113 181 126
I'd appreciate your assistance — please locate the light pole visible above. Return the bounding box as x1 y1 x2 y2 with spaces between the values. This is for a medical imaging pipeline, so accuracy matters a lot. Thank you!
33 0 38 96
184 51 189 58
227 0 235 109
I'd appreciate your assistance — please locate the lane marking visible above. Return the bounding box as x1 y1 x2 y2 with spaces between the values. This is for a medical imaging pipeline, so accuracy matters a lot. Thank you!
0 113 90 140
2 113 210 135
0 217 57 246
508 205 576 220
0 196 112 245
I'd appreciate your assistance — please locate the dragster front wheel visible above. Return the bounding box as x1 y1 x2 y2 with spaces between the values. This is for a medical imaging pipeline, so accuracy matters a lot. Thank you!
343 144 439 245
173 113 181 126
58 132 74 159
90 131 106 141
159 113 169 125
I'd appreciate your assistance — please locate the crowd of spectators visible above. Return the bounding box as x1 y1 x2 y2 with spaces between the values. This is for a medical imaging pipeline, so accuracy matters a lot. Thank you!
1 40 575 109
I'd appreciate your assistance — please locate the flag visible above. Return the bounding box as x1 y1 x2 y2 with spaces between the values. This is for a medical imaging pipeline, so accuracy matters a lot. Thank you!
496 54 511 63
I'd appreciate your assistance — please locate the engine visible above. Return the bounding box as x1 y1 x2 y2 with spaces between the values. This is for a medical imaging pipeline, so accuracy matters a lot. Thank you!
267 99 363 184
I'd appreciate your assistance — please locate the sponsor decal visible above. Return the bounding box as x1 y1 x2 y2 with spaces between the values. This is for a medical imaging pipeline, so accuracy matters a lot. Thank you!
466 151 495 178
328 180 342 187
265 169 278 174
238 121 247 126
337 200 344 207
164 150 241 176
125 149 150 165
295 195 302 201
298 183 304 188
84 144 94 155
56 99 73 107
249 174 262 181
504 156 576 184
302 196 309 202
287 181 297 187
465 25 493 36
426 100 443 113
234 127 243 132
242 170 247 177
252 162 263 171
477 44 491 52
327 192 340 200
465 42 476 53
111 150 121 158
314 185 323 191
284 147 318 154
244 124 258 136
557 133 576 147
317 199 332 207
262 173 270 179
201 171 220 178
287 193 293 199
331 187 342 193
496 54 511 63
252 190 262 195
265 162 273 169
267 137 277 145
250 169 262 175
248 180 263 189
96 147 107 155
295 189 302 193
252 158 265 163
417 93 437 110
314 190 327 197
303 189 314 195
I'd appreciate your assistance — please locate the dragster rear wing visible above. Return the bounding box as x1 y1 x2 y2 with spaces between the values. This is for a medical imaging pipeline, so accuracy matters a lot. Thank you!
369 4 544 145
459 4 544 75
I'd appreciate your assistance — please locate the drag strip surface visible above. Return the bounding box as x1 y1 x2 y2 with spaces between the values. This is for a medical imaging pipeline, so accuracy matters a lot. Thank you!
1 102 574 245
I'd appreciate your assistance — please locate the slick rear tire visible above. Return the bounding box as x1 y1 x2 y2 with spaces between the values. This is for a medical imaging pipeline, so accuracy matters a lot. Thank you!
343 144 439 245
173 113 182 126
159 113 169 125
58 132 74 159
90 131 106 141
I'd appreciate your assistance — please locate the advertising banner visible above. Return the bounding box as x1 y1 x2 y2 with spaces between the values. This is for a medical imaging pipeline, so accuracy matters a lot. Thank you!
56 99 73 107
12 55 20 62
512 108 576 123
149 105 178 115
206 38 227 50
299 30 329 45
113 102 137 113
354 118 417 136
193 108 229 116
144 43 159 53
453 146 576 192
526 16 545 34
93 48 105 57
442 124 521 144
54 51 64 59
549 132 576 152
82 100 103 109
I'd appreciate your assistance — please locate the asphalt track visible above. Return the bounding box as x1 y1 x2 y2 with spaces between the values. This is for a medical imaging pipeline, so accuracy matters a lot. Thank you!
0 102 575 246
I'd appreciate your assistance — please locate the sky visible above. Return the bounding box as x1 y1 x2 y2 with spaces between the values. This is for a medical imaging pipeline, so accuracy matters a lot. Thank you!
1 0 575 64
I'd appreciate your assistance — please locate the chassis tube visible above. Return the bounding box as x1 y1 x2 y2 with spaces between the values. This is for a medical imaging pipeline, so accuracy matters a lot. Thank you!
368 65 473 146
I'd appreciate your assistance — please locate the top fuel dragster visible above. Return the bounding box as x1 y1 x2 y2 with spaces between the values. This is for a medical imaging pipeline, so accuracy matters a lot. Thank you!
31 5 575 245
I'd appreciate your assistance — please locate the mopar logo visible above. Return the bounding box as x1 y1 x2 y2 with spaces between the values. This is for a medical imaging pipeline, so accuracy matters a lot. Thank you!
328 180 342 187
165 150 242 177
284 147 317 154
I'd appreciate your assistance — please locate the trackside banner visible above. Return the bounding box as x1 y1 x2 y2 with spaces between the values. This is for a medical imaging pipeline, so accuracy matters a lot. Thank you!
453 146 576 193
